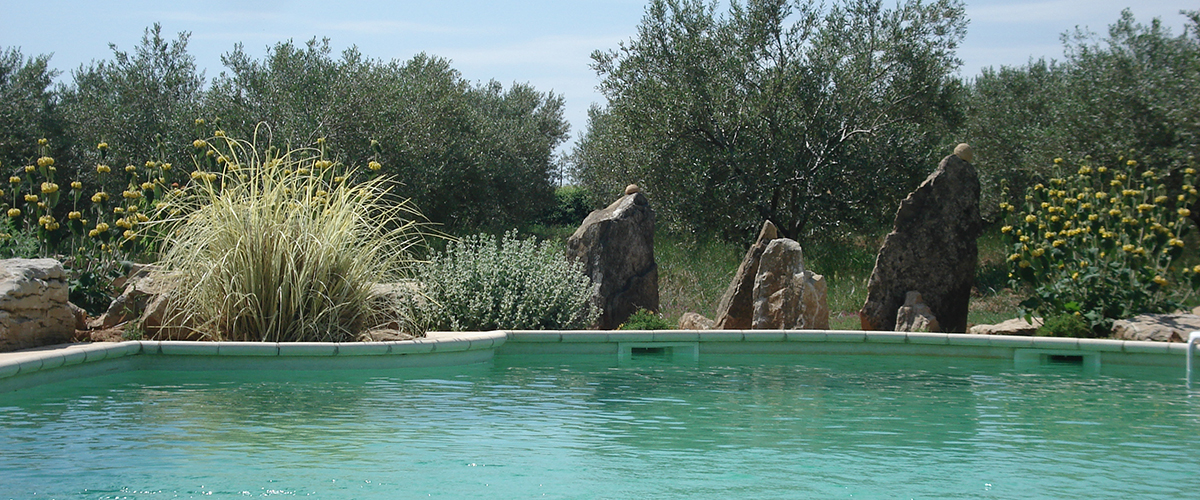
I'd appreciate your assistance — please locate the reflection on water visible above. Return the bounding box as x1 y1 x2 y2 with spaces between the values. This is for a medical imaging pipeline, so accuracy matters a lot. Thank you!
0 354 1197 499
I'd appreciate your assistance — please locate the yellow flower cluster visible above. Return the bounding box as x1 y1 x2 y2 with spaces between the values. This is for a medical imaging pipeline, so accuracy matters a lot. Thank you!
1004 155 1199 318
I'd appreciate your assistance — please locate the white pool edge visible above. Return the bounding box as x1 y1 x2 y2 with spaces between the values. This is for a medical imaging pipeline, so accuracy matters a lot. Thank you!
2 330 1197 393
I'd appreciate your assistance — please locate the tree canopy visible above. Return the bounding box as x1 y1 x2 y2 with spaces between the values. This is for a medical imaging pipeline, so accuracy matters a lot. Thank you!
573 0 968 240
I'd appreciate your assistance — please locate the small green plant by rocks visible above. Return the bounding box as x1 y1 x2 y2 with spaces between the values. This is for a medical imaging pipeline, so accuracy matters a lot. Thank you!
416 231 597 331
1036 313 1091 338
1002 155 1199 334
618 308 673 330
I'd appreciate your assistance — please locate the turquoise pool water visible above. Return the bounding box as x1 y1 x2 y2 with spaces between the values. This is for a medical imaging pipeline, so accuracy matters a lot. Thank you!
1 354 1198 499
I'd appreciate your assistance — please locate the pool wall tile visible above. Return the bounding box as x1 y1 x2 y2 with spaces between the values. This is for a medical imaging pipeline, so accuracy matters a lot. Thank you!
216 342 280 356
1123 341 1170 354
905 333 948 345
825 331 867 343
60 347 88 366
987 335 1035 348
391 340 436 354
430 338 472 353
742 331 786 342
336 343 391 355
786 331 825 342
160 341 219 356
560 332 609 343
946 334 991 346
0 361 18 379
507 331 563 343
609 331 656 342
14 354 45 374
1077 339 1124 353
1033 337 1079 350
699 331 745 342
139 341 162 355
653 331 701 342
277 343 337 356
864 332 907 344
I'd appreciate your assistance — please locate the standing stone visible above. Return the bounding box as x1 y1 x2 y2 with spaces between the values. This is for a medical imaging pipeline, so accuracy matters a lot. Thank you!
567 189 658 330
738 238 829 330
0 258 74 352
860 147 983 333
714 221 778 329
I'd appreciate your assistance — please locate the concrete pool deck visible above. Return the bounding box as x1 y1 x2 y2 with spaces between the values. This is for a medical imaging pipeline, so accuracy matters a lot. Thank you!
1 330 1198 393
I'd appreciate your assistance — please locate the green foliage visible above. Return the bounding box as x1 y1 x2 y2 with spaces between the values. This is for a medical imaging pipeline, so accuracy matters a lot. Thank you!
207 40 567 230
967 9 1200 221
59 24 203 177
416 231 597 331
0 47 65 172
1003 157 1200 334
539 185 594 227
1036 314 1092 338
619 308 673 330
153 134 428 341
573 0 967 241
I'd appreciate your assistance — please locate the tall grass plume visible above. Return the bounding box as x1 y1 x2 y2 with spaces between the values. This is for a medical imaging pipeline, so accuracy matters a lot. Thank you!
151 133 428 341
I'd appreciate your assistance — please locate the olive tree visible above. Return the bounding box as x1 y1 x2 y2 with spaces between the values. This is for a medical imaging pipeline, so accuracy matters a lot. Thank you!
574 0 967 240
206 40 568 229
967 9 1200 224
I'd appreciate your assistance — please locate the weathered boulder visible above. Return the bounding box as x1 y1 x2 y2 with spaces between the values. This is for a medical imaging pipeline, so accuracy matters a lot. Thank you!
678 312 714 330
800 272 830 330
1111 313 1200 342
894 291 939 332
749 238 829 330
969 317 1043 336
93 264 167 329
356 329 415 342
714 221 778 329
567 189 658 330
0 258 75 351
860 149 982 333
67 301 88 331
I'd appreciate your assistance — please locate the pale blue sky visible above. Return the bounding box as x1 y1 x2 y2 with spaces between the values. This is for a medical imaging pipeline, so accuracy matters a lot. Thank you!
1 0 1194 151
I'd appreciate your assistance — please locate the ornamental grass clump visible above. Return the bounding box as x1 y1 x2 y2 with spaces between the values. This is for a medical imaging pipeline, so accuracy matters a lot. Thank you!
1002 156 1199 335
153 133 427 342
416 231 597 331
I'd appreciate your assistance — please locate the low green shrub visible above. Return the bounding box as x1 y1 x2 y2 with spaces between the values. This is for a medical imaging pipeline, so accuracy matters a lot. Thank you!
1036 313 1092 338
153 133 428 341
618 308 673 330
416 231 596 331
1003 156 1200 333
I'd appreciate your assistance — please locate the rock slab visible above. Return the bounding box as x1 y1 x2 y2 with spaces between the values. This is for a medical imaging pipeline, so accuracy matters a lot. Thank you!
1111 313 1200 342
968 317 1044 336
860 153 982 333
567 191 658 330
0 258 74 352
678 312 715 330
894 291 939 332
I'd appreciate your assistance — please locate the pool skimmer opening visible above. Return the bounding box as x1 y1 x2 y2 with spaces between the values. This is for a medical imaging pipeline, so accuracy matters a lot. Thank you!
618 342 699 363
1014 348 1100 373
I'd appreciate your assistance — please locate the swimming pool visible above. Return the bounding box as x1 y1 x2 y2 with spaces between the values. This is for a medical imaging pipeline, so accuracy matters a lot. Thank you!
2 333 1198 499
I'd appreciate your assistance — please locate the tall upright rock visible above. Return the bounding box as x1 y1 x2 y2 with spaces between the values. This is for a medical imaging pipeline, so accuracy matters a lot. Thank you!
567 185 658 329
713 221 828 330
860 145 983 333
714 221 778 329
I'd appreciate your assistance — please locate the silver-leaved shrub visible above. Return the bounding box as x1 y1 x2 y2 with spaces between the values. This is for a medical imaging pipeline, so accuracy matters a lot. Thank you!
416 231 597 331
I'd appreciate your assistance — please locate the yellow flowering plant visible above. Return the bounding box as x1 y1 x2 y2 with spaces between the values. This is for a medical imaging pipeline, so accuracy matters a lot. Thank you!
1003 156 1199 334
